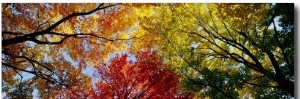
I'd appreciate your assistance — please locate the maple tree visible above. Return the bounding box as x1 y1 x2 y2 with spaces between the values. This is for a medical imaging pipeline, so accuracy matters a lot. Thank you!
2 3 139 98
56 50 192 99
135 3 294 98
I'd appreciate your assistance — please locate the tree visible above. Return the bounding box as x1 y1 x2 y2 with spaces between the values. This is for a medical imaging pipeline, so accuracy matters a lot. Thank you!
136 3 294 98
56 50 192 99
2 3 139 98
2 3 294 98
2 79 34 99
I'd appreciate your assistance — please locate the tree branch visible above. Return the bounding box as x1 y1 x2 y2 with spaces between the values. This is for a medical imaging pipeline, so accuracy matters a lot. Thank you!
43 3 119 32
179 69 235 99
242 79 279 88
2 3 119 46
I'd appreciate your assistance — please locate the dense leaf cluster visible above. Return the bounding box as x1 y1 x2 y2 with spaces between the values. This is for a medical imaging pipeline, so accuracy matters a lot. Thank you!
2 3 294 98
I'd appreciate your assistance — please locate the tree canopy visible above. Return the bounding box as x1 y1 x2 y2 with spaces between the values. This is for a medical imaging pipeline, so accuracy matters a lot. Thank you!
56 50 192 99
2 3 294 98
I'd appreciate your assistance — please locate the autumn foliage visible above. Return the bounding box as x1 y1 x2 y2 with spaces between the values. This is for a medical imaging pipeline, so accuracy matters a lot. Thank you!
2 3 294 98
56 50 191 99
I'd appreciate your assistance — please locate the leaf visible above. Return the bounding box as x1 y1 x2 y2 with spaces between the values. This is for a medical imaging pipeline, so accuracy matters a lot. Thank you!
57 49 192 99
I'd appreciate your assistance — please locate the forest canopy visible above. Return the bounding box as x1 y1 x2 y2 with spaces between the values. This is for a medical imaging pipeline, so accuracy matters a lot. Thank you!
1 3 294 98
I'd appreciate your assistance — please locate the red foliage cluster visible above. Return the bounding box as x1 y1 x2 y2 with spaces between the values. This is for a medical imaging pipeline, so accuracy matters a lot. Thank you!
57 50 192 99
